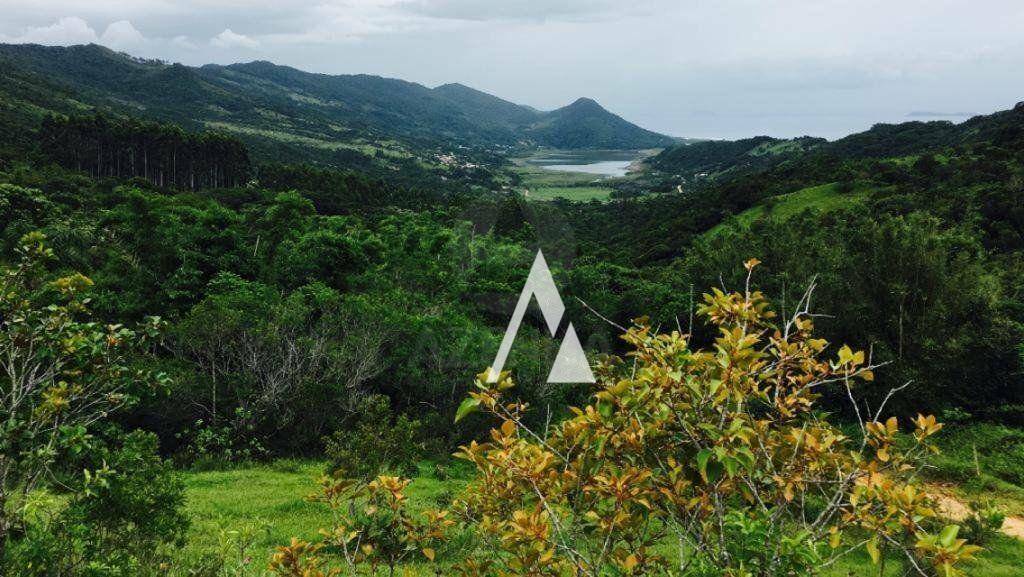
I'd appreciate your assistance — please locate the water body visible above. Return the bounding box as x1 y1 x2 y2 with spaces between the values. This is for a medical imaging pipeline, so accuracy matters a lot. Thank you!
525 150 642 178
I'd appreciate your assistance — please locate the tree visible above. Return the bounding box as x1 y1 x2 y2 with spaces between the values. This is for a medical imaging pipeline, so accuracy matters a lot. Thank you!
38 114 251 190
673 210 1023 416
0 232 167 559
171 277 400 456
455 261 977 577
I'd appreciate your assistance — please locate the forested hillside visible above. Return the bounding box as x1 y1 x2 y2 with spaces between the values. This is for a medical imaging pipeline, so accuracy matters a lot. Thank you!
0 43 674 167
565 100 1024 418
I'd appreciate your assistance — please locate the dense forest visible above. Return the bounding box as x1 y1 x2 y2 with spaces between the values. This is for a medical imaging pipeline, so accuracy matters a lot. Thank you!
3 44 1024 577
38 115 251 189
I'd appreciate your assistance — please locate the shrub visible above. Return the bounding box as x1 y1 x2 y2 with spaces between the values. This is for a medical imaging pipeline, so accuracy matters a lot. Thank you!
175 407 268 468
322 395 422 480
270 473 452 577
0 232 168 562
454 261 977 577
5 431 188 576
961 500 1005 545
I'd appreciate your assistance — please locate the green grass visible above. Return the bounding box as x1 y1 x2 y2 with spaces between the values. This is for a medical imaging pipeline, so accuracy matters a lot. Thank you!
513 163 614 202
821 535 1024 576
707 182 872 236
203 121 414 159
171 440 1024 576
526 186 612 201
928 423 1024 515
962 535 1024 576
174 460 469 575
180 461 328 554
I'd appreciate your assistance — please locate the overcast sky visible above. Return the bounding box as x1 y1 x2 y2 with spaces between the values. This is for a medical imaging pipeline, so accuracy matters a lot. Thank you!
1 0 1022 139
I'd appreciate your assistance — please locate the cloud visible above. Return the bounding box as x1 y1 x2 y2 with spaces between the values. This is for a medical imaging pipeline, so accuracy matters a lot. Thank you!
171 35 198 50
2 16 148 51
211 28 259 49
100 19 144 49
402 0 645 22
4 16 99 45
258 1 456 45
0 1 1020 139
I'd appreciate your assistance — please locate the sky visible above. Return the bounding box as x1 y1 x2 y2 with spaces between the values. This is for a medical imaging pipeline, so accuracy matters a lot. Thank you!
1 0 1022 140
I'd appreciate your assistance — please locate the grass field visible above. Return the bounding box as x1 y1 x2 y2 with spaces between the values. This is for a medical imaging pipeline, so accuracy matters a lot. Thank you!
707 182 873 236
174 460 472 575
928 423 1024 516
203 120 416 160
171 428 1024 576
525 185 613 201
513 162 615 202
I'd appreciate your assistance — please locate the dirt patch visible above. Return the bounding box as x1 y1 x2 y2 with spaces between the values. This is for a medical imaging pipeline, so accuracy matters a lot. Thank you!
933 491 971 519
1003 517 1024 540
929 484 1024 540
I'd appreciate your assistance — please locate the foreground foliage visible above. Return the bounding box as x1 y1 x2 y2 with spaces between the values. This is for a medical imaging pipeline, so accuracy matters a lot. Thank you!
455 262 975 576
0 234 185 574
270 473 452 577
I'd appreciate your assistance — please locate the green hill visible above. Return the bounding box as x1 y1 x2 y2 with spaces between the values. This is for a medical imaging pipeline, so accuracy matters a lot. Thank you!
432 82 540 133
525 97 676 150
432 84 677 149
649 135 826 178
649 101 1024 182
705 182 873 236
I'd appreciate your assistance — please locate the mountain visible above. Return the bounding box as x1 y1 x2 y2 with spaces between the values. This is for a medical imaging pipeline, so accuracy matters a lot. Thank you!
525 97 676 149
431 86 676 149
432 82 539 131
0 43 676 169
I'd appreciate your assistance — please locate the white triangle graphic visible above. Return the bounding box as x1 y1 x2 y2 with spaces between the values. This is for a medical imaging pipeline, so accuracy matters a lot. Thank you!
548 323 595 383
488 250 595 383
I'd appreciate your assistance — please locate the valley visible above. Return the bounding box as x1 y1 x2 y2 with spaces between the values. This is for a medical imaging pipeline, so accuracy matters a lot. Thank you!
2 39 1024 577
512 149 653 201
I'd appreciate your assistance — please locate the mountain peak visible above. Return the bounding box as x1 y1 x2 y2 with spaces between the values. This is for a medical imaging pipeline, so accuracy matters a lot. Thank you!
566 97 604 111
228 60 287 72
435 82 471 91
434 82 493 99
74 43 116 55
531 96 675 149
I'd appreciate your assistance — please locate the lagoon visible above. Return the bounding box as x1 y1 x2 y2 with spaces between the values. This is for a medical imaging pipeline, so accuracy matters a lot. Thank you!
524 150 641 178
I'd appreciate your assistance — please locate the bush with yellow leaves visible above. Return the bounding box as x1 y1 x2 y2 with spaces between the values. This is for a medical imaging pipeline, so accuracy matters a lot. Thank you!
270 472 453 577
454 260 978 577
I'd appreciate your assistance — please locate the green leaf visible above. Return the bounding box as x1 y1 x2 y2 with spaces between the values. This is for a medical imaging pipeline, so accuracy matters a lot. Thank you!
866 536 880 564
939 525 959 548
708 379 722 395
736 446 756 469
723 457 739 478
696 449 713 482
454 397 481 423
